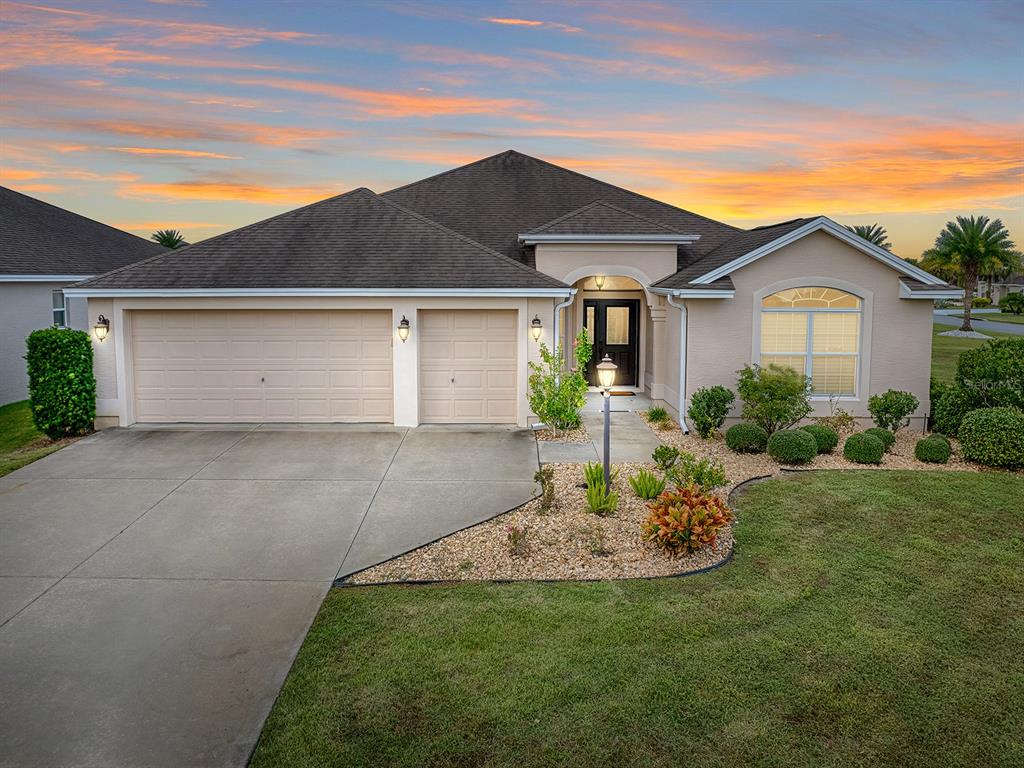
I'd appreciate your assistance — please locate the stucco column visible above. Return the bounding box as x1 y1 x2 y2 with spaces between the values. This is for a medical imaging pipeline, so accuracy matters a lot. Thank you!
649 302 668 400
391 303 418 427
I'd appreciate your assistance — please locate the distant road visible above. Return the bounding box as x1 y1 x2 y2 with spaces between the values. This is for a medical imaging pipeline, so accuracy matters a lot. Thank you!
934 313 1024 336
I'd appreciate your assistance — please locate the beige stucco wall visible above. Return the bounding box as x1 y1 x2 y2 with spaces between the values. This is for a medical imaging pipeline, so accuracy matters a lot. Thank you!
89 295 555 428
683 231 933 429
534 243 677 288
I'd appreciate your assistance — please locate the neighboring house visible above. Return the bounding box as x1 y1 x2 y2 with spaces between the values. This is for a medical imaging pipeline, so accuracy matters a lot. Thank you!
65 151 960 431
0 186 166 404
981 274 1024 305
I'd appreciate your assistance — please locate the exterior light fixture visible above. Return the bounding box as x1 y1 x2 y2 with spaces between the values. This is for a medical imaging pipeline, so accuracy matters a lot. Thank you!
594 274 606 290
94 314 110 342
397 315 411 342
596 354 618 487
530 315 543 341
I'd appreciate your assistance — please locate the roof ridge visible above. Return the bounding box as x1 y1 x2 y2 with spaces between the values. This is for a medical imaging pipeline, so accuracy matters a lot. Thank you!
529 199 683 234
73 188 367 288
1 185 166 250
382 149 519 197
375 191 567 287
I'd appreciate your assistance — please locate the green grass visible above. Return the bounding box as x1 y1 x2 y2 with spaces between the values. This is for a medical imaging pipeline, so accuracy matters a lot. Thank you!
953 312 1024 325
931 321 1016 383
252 470 1024 768
0 400 64 477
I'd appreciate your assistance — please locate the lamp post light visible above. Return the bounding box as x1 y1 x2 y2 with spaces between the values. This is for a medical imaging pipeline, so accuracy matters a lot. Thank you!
596 354 617 488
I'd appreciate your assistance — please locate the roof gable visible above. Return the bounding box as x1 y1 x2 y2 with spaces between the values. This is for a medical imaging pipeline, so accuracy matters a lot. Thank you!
525 200 683 236
73 188 568 293
0 186 166 276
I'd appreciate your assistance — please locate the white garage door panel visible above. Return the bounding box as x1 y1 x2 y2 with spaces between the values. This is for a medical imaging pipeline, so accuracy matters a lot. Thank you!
131 310 393 423
420 309 518 424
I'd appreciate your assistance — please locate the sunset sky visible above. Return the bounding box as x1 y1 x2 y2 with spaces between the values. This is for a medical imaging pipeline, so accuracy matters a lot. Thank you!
2 0 1021 258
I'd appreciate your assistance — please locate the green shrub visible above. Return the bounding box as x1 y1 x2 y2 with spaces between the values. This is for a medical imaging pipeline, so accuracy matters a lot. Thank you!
933 385 981 437
864 427 895 452
528 330 593 434
915 436 951 464
652 445 681 471
928 378 949 430
814 405 856 435
585 481 619 516
667 453 728 493
800 424 839 454
686 385 735 438
843 432 885 464
767 428 818 464
958 407 1024 468
929 432 952 447
725 422 768 453
1000 292 1024 315
583 461 618 488
646 406 670 425
26 328 96 440
972 296 992 308
642 485 732 556
736 364 812 434
628 468 666 500
867 389 920 433
955 337 1024 411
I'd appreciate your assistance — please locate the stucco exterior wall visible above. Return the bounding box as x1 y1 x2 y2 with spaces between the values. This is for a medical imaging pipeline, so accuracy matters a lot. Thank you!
684 231 934 429
534 242 677 287
0 281 88 405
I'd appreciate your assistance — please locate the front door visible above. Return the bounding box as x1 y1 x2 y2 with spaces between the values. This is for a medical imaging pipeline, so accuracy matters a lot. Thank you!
583 299 639 388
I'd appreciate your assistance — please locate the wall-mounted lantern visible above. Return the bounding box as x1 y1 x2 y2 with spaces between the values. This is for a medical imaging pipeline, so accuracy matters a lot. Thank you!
94 314 110 342
594 274 606 290
530 315 543 341
397 315 411 342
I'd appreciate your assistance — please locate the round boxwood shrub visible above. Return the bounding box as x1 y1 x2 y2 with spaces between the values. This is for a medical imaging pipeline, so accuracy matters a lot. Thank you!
799 424 839 454
929 432 951 447
26 327 96 440
725 422 769 454
843 432 885 464
863 426 895 452
932 385 980 437
958 407 1024 468
767 428 818 464
914 436 951 464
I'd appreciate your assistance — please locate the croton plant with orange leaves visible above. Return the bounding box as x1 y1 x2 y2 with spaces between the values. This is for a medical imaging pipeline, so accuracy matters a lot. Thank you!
642 484 732 556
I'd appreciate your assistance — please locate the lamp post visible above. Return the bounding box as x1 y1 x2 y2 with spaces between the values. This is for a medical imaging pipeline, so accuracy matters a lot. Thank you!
596 354 617 488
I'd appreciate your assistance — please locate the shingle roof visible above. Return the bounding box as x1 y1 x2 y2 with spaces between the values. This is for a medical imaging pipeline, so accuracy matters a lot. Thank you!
525 200 683 236
383 150 739 266
652 218 814 290
0 185 166 275
73 188 567 291
899 277 961 294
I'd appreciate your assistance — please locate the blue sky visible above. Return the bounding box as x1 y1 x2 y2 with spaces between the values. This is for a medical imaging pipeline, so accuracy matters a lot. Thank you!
2 0 1021 256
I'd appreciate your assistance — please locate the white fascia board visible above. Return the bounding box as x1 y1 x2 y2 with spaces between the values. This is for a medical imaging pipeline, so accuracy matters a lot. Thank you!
898 282 963 300
649 286 735 298
518 233 700 245
62 286 576 299
692 217 946 286
1 274 92 282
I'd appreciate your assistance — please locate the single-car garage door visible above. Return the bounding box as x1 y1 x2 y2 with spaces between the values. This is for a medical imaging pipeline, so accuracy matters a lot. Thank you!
419 309 517 423
131 310 393 422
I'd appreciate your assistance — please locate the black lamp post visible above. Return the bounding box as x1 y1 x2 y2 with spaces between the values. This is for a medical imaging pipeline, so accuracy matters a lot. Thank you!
596 354 617 488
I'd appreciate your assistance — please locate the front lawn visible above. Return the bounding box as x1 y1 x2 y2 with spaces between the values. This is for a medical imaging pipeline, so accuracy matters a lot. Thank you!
0 400 67 477
954 312 1024 325
931 321 1016 382
252 470 1023 768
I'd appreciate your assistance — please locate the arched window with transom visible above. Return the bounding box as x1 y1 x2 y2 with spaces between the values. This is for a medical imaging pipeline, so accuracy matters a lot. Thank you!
759 286 862 397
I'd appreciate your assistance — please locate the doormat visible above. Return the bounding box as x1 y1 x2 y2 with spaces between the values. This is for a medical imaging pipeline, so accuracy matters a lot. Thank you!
609 391 635 396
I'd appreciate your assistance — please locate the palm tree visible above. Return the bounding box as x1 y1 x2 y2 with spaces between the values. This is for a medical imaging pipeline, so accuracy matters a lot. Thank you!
927 216 1016 332
844 223 892 251
151 229 186 249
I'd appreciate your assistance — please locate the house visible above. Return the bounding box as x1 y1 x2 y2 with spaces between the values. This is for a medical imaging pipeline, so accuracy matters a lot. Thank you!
65 151 960 431
0 186 167 404
981 274 1024 305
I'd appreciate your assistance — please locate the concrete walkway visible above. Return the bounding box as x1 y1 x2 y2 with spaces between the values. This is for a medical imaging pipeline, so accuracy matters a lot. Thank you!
933 312 1024 336
538 392 662 464
0 424 537 768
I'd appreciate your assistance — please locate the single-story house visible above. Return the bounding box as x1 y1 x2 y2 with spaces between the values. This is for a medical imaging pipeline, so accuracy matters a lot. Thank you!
0 186 166 404
65 151 960 431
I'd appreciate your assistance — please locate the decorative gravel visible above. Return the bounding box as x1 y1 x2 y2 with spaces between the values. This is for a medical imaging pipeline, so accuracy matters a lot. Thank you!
534 425 591 443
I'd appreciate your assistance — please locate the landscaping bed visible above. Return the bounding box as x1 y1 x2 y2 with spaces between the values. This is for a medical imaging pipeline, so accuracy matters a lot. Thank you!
533 425 591 443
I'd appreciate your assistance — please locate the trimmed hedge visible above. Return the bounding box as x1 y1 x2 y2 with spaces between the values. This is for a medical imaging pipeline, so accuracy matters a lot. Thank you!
767 428 818 464
932 385 980 437
929 432 952 447
26 328 96 440
915 436 951 464
799 424 839 454
958 407 1024 468
844 432 885 464
863 427 895 452
725 422 769 454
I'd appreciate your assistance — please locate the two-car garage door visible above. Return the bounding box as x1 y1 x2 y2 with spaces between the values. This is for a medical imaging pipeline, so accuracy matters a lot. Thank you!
129 309 518 424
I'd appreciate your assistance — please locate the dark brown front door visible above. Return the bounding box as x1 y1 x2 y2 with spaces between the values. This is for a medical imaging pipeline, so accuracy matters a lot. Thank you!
583 299 640 388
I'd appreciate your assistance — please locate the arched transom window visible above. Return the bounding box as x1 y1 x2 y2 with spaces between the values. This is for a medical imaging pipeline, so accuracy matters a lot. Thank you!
760 287 862 396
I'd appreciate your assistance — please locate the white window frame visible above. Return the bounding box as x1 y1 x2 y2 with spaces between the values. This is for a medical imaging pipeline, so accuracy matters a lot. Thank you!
752 277 873 402
52 289 67 328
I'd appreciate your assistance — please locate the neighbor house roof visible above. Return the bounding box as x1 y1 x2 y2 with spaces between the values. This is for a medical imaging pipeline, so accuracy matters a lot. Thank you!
70 188 568 293
0 185 166 276
383 150 739 267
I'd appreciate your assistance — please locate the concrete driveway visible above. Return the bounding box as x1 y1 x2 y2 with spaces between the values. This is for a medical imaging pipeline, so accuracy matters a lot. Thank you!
0 424 538 768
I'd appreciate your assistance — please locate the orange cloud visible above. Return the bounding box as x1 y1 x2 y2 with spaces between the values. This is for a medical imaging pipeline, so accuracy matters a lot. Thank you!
119 180 337 204
108 147 242 159
484 17 581 32
2 168 45 181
